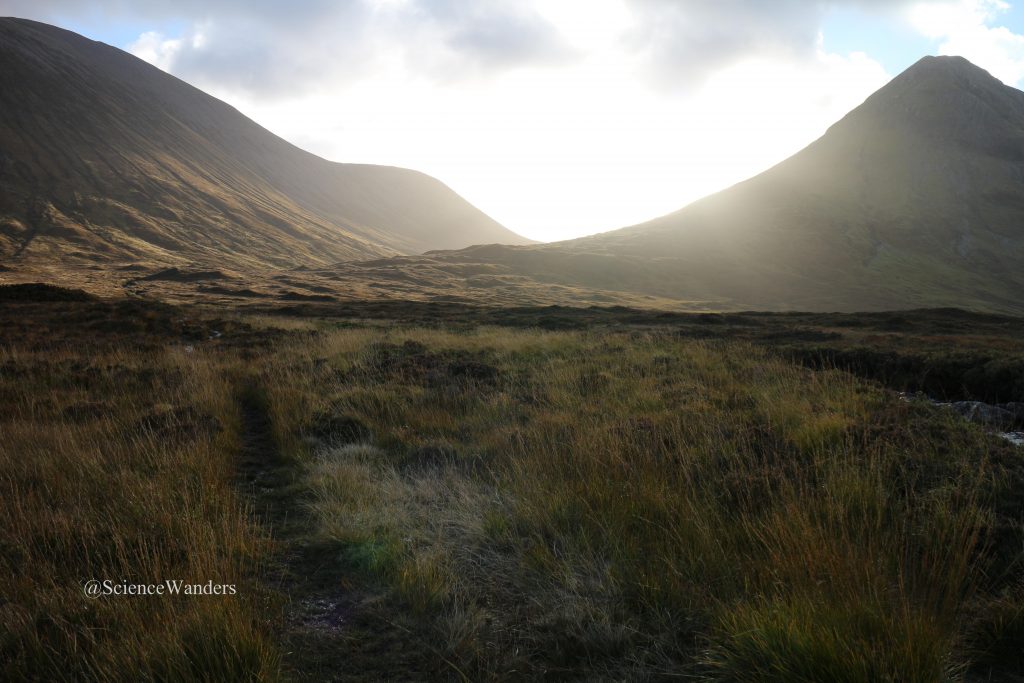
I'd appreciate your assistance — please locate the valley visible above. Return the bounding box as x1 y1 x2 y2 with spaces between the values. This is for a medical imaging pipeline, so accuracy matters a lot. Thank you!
3 20 1024 315
3 13 1024 682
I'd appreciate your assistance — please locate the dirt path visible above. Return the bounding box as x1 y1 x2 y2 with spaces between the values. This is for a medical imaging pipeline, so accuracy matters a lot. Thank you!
235 387 442 682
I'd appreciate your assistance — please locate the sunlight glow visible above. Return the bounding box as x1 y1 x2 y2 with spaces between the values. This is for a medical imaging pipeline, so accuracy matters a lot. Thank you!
121 0 1024 242
211 48 888 242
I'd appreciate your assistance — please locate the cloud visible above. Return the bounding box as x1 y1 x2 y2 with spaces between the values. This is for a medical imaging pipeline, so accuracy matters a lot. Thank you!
623 0 825 86
404 1 572 71
10 0 912 98
619 0 910 89
908 0 1024 85
8 0 573 97
156 5 375 97
126 30 182 72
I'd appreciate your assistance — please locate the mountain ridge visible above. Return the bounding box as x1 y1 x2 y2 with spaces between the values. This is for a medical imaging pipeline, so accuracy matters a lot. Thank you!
0 17 530 270
3 25 1022 314
403 55 1024 313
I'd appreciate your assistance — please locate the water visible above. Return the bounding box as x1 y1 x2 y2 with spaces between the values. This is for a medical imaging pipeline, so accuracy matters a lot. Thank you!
898 392 1023 447
1002 432 1024 447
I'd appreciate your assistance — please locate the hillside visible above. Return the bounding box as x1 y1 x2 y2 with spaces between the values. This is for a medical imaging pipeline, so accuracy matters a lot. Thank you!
4 25 1022 315
0 18 529 271
412 56 1024 313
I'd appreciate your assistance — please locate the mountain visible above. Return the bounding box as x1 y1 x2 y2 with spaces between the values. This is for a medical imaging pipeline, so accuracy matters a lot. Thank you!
416 56 1024 313
4 26 1021 315
0 18 529 271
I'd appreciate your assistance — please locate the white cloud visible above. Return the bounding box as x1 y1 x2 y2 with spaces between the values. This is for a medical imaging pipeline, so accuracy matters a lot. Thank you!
126 30 182 71
908 0 1024 85
115 1 575 98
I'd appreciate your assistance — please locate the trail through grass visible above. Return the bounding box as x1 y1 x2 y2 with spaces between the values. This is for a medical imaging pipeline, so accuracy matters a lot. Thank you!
254 326 1024 681
3 300 1022 681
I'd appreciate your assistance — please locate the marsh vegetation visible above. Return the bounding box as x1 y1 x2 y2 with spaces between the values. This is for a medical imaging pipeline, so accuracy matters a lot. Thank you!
2 290 1022 681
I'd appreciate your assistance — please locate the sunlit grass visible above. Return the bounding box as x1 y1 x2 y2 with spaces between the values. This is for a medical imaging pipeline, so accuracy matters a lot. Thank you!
5 315 1021 680
0 345 279 681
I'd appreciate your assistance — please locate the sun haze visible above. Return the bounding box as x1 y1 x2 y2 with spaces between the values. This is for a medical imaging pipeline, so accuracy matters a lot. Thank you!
10 0 1024 241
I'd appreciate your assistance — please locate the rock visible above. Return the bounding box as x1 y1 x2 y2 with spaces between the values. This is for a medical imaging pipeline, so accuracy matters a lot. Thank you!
948 401 1017 427
998 402 1024 423
1000 432 1024 447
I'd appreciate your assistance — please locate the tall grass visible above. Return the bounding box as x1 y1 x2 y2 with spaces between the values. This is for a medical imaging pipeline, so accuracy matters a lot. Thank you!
260 327 1021 679
0 345 279 681
6 319 1019 680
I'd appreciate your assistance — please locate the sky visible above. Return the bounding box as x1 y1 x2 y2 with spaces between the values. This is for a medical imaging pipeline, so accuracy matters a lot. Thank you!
5 1 1024 242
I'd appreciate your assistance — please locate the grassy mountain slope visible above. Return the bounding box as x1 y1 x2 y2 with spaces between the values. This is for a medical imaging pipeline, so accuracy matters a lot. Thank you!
418 56 1024 313
0 18 529 270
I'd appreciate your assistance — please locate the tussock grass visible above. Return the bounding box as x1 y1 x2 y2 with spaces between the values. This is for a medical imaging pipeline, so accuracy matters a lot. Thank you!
0 344 279 681
6 306 1022 680
258 327 1023 680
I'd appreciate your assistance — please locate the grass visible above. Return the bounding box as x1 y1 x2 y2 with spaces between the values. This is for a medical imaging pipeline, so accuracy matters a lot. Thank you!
2 294 1022 680
0 337 280 680
256 325 1023 680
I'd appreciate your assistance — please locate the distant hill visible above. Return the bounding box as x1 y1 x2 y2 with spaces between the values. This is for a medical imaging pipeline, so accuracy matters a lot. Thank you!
4 25 1022 315
419 56 1024 313
0 18 530 270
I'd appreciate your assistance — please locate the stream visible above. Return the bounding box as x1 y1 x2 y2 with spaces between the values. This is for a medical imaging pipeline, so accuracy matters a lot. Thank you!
899 393 1024 446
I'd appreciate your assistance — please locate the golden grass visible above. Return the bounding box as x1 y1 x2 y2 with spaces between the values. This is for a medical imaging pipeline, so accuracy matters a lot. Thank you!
256 326 1021 679
0 344 279 681
5 316 1021 680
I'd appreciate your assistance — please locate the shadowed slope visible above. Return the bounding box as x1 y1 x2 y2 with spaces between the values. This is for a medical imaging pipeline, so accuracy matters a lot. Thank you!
0 18 529 270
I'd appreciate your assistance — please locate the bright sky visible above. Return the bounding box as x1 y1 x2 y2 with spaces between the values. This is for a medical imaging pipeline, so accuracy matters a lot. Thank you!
8 0 1024 241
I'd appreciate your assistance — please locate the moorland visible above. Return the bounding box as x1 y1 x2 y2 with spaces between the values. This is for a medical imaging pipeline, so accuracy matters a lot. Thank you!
3 283 1022 681
4 16 1024 682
